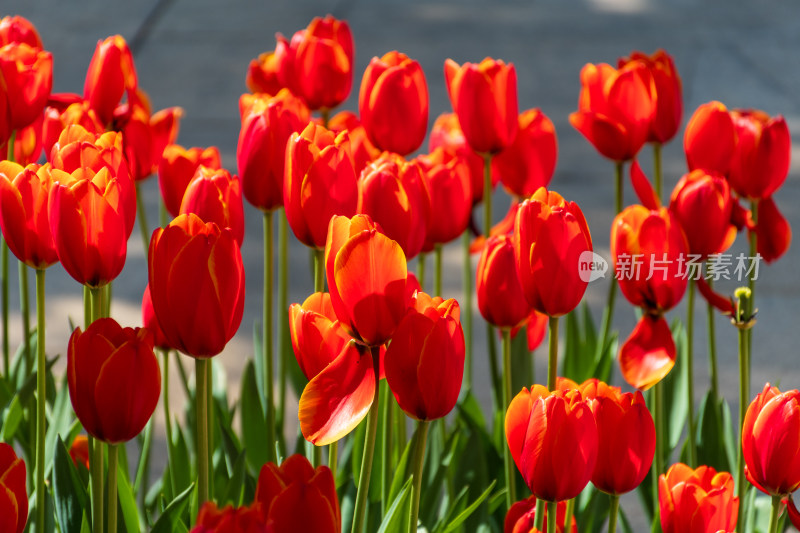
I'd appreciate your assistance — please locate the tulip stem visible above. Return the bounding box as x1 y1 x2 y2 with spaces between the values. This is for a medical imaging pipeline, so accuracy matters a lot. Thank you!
745 200 758 404
534 499 545 531
652 143 662 201
314 247 324 293
482 153 492 239
434 244 443 296
277 213 289 455
352 349 381 533
768 494 781 533
196 358 210 507
418 252 426 291
19 262 31 376
501 328 516 509
547 317 559 391
596 162 624 363
263 212 276 463
735 287 753 528
35 268 46 533
706 273 719 400
162 349 177 497
608 494 620 533
686 279 697 467
564 498 575 531
90 287 102 322
108 443 119 533
1 238 8 377
651 380 665 530
547 501 557 533
329 441 338 482
462 232 472 391
135 182 151 257
409 420 430 533
91 439 105 533
487 323 502 411
381 384 393 517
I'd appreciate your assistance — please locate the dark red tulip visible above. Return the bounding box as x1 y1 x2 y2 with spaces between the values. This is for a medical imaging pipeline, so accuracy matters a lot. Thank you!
428 112 487 205
0 442 27 533
477 235 532 329
659 463 738 533
492 108 557 198
728 109 791 200
83 35 137 126
190 503 266 533
158 144 221 217
505 496 576 533
289 292 351 381
684 101 736 175
179 166 245 246
416 147 472 249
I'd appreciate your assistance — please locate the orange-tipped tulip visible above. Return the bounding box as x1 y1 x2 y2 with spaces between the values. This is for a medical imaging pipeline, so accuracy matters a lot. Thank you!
246 49 285 96
148 213 245 358
514 188 592 317
328 110 380 176
659 463 738 533
492 108 557 198
158 144 221 217
728 109 791 200
742 384 800 496
289 292 351 381
0 15 42 48
284 122 358 249
324 214 407 347
505 496 576 533
753 196 791 263
385 292 464 421
42 100 104 157
83 35 137 126
0 162 58 269
505 385 598 502
67 318 160 443
477 235 532 329
416 147 472 249
237 90 309 212
0 443 27 533
569 61 654 162
357 154 430 259
429 112 487 205
0 114 43 165
360 51 429 156
684 101 736 175
179 166 245 246
618 314 676 391
444 57 519 155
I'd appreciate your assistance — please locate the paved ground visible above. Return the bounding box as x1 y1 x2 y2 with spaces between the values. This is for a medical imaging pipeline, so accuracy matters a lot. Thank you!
5 0 800 529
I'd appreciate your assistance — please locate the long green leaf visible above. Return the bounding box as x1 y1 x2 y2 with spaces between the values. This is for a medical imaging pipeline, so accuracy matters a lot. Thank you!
240 360 269 474
376 477 412 533
117 452 142 533
150 483 195 533
53 436 89 533
440 480 496 533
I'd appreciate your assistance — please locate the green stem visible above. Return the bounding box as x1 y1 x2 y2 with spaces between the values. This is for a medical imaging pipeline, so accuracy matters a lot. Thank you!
7 129 15 161
321 108 330 129
314 247 324 293
706 273 719 400
434 244 443 296
409 420 430 533
313 444 322 468
207 353 214 482
547 501 557 533
351 348 381 533
746 200 758 403
381 384 393 517
278 213 289 455
196 358 210 506
19 262 31 376
651 381 665 530
1 239 8 377
175 351 191 401
501 329 516 508
768 494 781 533
264 212 276 463
394 400 406 461
462 232 473 390
564 498 575 532
91 287 102 321
417 252 426 291
534 499 545 531
108 443 119 533
83 286 91 329
135 181 151 257
162 349 176 497
329 441 338 482
487 323 502 411
652 143 662 201
596 162 624 361
686 280 697 467
482 153 492 239
91 438 104 533
614 161 624 215
547 317 559 391
608 494 620 533
735 287 753 529
35 269 46 533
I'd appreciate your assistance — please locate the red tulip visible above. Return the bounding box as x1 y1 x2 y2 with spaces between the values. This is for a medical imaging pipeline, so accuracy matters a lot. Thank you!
360 51 429 156
150 106 183 167
148 213 245 358
0 16 42 48
659 463 738 533
284 122 358 249
328 110 380 175
492 108 557 198
569 61 654 162
255 454 341 533
0 442 27 533
0 42 52 130
753 196 791 263
246 49 285 96
325 214 407 347
277 15 354 111
237 90 309 212
357 154 430 259
289 292 351 381
191 503 266 533
514 188 593 317
428 112 487 205
0 114 43 165
505 385 598 502
728 109 791 200
69 435 90 471
158 144 222 217
141 284 171 351
742 384 800 496
67 318 160 443
684 101 736 175
42 100 105 157
477 235 532 329
618 49 682 144
179 166 245 246
618 314 677 391
47 167 129 287
385 292 464 421
416 147 472 248
505 496 576 533
83 35 137 126
0 162 58 269
444 57 519 154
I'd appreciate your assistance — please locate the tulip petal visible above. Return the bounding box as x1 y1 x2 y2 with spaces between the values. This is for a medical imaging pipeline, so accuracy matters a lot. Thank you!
755 197 791 263
619 315 675 390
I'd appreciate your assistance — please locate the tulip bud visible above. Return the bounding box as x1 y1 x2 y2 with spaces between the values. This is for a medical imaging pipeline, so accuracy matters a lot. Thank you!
179 166 245 246
728 109 791 200
158 144 222 217
477 235 532 329
659 463 738 533
83 35 137 126
684 101 736 175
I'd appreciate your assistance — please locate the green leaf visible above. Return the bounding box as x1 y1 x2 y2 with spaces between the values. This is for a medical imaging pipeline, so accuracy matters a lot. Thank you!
252 322 266 412
117 455 142 533
439 480 496 533
561 302 616 384
695 390 733 472
53 436 89 533
150 483 195 533
1 394 22 440
376 477 412 533
664 320 688 455
387 428 415 504
171 424 193 495
576 485 611 533
45 376 79 479
223 452 247 506
240 360 270 474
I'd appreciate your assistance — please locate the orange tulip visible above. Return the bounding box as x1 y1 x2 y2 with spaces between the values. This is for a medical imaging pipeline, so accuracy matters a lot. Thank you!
179 166 245 246
728 109 791 200
683 101 736 175
514 188 592 317
492 108 557 198
357 154 430 259
0 15 42 48
429 112 487 205
659 463 738 533
0 162 58 269
0 442 27 533
328 110 380 175
385 292 464 421
753 196 791 263
569 61 654 162
505 385 598 502
0 42 52 130
289 292 351 381
237 90 309 212
742 384 800 496
415 147 472 249
158 144 222 217
505 496 576 533
191 502 266 533
83 35 137 126
444 57 519 154
477 235 532 329
67 318 160 443
69 435 90 471
618 314 676 391
246 49 285 96
618 49 682 144
360 51 429 156
148 214 245 358
0 114 43 165
284 122 358 249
